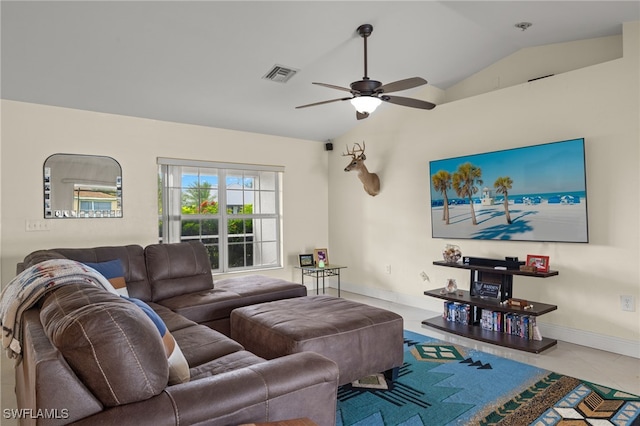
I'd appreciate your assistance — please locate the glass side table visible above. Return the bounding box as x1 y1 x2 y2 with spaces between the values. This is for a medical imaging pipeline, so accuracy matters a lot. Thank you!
295 264 347 297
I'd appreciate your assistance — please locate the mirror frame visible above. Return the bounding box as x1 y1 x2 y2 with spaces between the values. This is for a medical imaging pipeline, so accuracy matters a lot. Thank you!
44 153 123 219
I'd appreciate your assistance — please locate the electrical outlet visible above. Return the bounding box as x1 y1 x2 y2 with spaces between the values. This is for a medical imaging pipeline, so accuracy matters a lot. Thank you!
385 265 391 274
420 271 430 282
620 295 635 312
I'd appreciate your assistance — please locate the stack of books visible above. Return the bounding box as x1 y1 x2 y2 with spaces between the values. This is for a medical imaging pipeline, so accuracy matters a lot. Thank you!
443 301 471 325
480 310 542 341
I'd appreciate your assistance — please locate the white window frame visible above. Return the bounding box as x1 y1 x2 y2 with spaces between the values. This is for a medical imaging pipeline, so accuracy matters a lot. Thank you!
158 157 284 273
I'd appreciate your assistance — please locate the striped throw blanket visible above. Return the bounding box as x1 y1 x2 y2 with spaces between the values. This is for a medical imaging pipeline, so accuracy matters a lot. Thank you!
0 259 118 360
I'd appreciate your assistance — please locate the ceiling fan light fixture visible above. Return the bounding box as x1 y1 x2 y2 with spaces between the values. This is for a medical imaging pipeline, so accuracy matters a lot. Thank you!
295 23 435 117
350 96 382 114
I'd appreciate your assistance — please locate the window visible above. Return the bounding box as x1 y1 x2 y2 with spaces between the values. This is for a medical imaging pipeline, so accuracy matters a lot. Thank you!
79 200 113 211
158 158 283 273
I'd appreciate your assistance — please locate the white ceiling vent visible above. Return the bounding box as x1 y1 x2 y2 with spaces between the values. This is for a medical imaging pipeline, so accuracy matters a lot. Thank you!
262 64 298 83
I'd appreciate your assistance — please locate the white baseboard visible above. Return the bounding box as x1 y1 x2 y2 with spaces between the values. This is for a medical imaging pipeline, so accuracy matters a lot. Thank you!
539 322 639 359
337 281 439 311
335 281 639 359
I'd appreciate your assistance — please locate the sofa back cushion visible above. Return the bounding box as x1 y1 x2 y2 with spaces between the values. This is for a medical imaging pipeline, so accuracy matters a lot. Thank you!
145 241 214 302
21 250 67 270
40 284 169 407
37 245 152 301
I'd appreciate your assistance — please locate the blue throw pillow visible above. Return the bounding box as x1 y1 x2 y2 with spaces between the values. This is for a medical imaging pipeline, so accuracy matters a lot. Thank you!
83 259 128 296
123 297 190 385
126 297 167 335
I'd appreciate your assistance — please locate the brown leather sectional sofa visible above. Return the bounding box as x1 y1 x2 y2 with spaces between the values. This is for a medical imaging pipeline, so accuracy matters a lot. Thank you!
12 242 339 426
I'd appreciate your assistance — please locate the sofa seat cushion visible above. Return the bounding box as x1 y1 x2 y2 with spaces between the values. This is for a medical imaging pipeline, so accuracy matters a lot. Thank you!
147 301 198 332
40 284 168 407
158 275 307 325
214 275 307 299
171 324 244 367
158 288 242 324
188 350 266 381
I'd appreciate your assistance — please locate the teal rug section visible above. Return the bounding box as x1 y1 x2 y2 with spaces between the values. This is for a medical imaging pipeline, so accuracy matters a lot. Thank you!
336 330 640 426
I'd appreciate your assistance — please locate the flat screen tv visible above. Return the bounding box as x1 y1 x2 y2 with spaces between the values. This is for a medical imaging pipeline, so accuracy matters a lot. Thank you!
429 138 588 242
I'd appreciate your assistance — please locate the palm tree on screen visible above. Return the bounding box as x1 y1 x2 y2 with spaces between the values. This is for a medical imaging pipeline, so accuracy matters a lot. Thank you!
432 170 452 224
494 176 513 224
452 162 482 225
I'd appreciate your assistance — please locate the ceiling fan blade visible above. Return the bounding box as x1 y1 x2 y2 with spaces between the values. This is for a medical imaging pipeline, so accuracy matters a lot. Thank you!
378 77 428 94
356 111 369 120
312 82 353 93
295 97 352 109
380 95 436 110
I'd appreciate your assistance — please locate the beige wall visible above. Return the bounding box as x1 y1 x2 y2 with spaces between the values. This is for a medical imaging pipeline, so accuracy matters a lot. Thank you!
1 22 638 358
445 34 624 102
0 102 329 285
329 22 639 357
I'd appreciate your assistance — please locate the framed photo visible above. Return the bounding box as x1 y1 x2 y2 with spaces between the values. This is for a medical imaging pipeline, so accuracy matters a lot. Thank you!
299 253 314 267
314 248 329 265
526 255 550 272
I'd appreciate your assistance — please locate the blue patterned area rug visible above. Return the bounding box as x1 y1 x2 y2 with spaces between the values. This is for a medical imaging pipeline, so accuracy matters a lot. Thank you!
336 330 640 426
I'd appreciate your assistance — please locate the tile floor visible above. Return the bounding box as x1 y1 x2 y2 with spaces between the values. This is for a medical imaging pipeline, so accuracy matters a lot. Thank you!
1 289 638 426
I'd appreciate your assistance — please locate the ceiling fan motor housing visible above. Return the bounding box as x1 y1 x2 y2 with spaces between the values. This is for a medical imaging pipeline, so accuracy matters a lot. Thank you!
350 79 382 95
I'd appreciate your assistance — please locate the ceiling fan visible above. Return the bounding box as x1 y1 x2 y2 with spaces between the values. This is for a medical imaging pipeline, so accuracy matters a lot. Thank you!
296 24 436 120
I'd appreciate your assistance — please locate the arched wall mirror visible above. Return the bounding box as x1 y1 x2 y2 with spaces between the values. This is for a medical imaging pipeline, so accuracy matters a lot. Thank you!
44 154 122 219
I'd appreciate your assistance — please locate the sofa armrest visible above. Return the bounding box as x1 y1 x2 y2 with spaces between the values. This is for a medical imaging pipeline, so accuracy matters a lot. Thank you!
70 352 339 426
16 310 104 426
170 351 339 425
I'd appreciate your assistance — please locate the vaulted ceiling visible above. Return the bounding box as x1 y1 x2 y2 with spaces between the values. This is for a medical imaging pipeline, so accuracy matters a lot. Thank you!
2 1 638 142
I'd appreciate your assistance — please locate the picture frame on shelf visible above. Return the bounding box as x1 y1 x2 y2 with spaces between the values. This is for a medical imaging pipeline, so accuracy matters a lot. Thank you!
526 255 550 272
298 253 315 267
313 248 329 266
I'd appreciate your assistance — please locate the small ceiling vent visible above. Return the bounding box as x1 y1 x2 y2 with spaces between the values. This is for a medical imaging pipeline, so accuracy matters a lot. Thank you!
262 64 298 83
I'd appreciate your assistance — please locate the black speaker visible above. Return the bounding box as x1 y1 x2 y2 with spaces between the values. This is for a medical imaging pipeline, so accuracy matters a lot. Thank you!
463 257 504 268
463 256 524 270
325 142 333 151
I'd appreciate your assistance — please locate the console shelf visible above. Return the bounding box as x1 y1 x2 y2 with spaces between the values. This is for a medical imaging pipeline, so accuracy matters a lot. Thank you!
422 260 559 354
422 315 557 353
431 260 559 278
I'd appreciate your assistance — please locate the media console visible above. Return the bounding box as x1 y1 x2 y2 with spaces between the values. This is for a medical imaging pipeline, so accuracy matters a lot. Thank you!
422 259 559 353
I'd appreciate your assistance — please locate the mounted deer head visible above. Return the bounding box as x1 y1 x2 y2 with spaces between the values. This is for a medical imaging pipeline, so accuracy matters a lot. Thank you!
342 142 380 196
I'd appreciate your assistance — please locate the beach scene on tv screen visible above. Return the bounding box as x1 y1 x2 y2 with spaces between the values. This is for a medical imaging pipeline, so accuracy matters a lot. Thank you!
429 138 588 242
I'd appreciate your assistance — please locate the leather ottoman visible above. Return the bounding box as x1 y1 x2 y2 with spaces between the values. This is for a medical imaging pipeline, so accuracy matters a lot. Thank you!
230 295 403 385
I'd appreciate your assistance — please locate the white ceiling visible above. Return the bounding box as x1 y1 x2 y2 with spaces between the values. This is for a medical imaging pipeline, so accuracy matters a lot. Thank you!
2 1 638 142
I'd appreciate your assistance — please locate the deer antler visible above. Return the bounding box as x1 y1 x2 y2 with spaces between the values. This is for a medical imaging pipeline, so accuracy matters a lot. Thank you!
342 145 356 158
342 141 366 158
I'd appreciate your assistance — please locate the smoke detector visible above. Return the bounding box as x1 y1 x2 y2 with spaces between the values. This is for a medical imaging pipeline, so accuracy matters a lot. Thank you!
514 22 533 31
